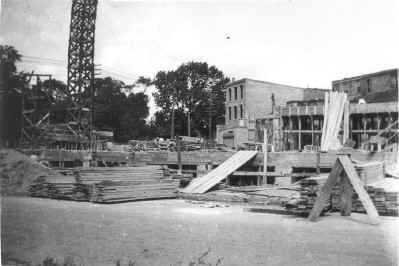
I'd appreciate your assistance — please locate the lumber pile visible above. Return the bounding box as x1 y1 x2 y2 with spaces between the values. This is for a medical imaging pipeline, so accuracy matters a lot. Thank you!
332 178 399 216
354 161 384 184
284 175 330 215
29 166 179 203
29 174 77 200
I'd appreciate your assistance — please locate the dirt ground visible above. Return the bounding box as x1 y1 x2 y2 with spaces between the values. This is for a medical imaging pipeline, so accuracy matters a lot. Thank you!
1 197 398 266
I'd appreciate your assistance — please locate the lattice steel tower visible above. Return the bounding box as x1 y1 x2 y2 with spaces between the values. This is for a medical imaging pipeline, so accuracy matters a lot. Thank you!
67 0 98 139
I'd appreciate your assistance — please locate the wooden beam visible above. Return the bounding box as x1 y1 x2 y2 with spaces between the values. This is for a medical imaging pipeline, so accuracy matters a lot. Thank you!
308 155 380 225
308 159 343 221
338 155 380 225
232 171 282 176
340 172 353 216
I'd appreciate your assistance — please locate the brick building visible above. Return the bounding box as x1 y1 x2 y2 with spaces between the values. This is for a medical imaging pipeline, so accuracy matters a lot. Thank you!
216 78 326 148
332 68 398 103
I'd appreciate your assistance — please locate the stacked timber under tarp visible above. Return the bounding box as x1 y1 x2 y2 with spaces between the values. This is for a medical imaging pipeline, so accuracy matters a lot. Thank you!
29 166 179 203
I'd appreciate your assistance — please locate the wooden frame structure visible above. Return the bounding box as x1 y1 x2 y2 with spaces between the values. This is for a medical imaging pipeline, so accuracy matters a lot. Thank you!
256 101 398 151
308 155 380 225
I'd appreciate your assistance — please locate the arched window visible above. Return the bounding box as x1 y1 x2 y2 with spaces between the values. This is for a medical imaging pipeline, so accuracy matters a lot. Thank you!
228 106 232 120
240 105 243 118
234 87 237 100
240 85 244 99
228 88 232 101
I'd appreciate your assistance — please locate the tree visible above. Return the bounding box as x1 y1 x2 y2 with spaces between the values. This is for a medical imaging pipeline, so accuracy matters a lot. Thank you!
0 45 21 78
152 61 229 138
93 77 151 142
0 45 22 147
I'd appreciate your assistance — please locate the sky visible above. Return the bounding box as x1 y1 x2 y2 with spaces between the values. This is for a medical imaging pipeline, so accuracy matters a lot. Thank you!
1 0 399 118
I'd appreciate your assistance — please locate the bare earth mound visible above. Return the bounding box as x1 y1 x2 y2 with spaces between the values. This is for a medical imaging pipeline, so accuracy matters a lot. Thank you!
0 149 51 195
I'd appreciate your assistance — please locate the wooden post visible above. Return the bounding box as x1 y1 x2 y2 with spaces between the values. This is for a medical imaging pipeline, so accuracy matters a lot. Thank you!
298 117 302 151
316 151 321 175
340 173 353 216
308 160 343 221
343 100 349 145
177 136 182 176
263 128 268 175
311 115 314 146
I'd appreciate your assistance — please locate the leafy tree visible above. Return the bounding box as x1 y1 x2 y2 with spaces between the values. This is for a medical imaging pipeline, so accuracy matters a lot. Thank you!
0 45 21 78
0 45 22 147
152 61 229 138
93 77 151 142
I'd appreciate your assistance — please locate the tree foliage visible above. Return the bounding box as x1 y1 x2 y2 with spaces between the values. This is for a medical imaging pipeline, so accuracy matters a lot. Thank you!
0 45 21 76
93 77 152 142
152 61 229 138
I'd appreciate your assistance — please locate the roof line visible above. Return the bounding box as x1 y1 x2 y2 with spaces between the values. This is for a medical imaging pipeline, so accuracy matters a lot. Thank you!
332 68 398 84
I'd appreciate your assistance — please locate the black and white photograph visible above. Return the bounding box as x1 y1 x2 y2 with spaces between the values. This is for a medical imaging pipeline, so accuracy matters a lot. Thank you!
0 0 398 265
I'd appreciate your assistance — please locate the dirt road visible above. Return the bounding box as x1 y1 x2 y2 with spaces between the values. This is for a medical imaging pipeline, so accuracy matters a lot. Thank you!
1 196 398 266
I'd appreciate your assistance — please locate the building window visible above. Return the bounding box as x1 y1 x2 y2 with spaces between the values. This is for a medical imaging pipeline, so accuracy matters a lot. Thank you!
240 85 243 99
240 105 243 118
228 88 232 101
228 107 232 120
234 87 237 100
367 79 371 93
234 106 237 119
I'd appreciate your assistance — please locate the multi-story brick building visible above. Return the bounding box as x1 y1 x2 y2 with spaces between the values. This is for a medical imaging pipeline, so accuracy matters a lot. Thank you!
332 68 398 102
216 78 326 148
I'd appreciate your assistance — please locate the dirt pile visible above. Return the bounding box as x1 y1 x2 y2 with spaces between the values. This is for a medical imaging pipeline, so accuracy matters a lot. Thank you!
0 149 51 195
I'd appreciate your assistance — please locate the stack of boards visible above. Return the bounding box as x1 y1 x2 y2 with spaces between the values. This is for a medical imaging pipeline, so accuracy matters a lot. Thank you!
29 174 77 200
79 167 179 203
284 175 329 215
332 178 399 216
29 166 179 203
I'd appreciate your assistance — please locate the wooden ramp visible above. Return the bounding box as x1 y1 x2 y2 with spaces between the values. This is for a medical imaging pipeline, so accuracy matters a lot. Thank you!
182 151 258 194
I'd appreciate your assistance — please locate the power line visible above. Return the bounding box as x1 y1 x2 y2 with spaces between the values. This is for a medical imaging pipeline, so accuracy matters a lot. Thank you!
20 54 143 82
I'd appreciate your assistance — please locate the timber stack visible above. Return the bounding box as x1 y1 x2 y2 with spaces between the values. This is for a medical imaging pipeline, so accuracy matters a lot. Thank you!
284 175 329 215
29 166 179 202
77 166 179 203
29 174 77 200
332 178 399 216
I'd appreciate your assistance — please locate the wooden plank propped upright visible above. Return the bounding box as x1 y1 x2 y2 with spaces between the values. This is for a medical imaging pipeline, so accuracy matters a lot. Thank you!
308 155 380 225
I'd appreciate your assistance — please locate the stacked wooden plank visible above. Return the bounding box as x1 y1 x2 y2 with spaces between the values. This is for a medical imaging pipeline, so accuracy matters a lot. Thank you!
29 174 77 200
77 166 178 203
29 166 179 203
332 178 399 216
354 161 384 184
284 175 329 215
